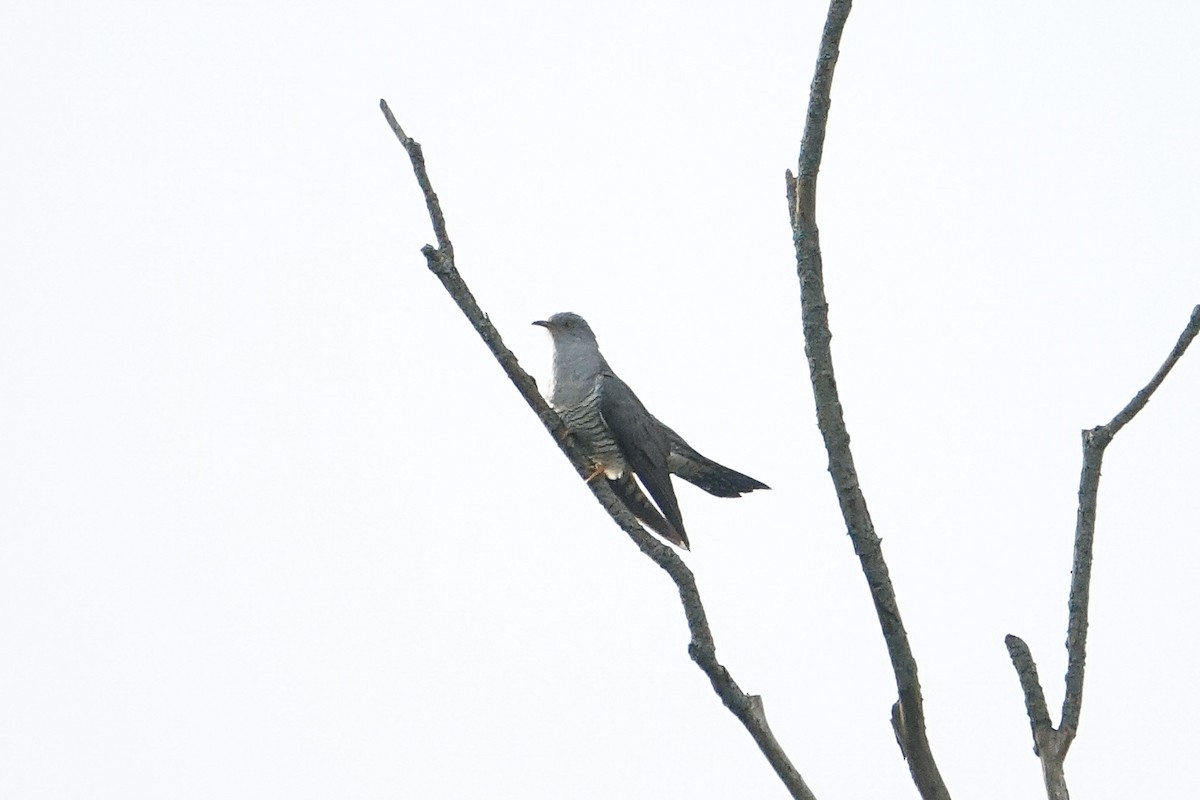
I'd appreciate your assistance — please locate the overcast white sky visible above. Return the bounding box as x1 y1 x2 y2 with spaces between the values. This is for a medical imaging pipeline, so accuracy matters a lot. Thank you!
3 1 1198 798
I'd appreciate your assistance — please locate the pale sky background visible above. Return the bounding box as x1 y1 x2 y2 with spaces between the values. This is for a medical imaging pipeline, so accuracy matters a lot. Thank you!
2 1 1198 798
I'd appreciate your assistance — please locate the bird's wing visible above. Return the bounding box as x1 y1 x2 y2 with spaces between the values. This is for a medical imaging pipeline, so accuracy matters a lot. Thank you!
597 373 688 548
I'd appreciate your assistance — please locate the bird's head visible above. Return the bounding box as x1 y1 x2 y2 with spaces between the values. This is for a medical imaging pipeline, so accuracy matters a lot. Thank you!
532 312 598 344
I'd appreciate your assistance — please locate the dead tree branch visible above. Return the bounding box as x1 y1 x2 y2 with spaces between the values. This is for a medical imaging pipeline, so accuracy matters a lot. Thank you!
1007 304 1200 800
380 99 815 800
786 2 951 798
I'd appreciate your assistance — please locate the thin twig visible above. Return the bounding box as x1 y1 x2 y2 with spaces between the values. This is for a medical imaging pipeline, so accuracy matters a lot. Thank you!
380 99 816 800
379 103 452 259
1007 305 1200 800
787 2 951 799
1103 305 1200 438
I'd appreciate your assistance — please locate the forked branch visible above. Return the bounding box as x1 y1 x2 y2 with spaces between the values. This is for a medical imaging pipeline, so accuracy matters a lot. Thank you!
1007 305 1200 800
380 100 815 800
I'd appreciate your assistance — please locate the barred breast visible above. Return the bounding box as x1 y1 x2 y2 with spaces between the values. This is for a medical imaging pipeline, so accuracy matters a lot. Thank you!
555 383 628 479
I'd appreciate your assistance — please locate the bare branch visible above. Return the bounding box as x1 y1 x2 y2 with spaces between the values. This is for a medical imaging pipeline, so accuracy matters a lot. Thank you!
791 0 853 228
1004 635 1067 799
381 99 815 800
1008 304 1200 799
1103 305 1200 437
379 101 452 258
1003 635 1052 753
787 3 952 798
1062 304 1200 734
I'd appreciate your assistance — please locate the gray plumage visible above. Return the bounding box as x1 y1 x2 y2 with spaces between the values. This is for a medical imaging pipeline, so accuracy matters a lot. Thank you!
533 312 768 549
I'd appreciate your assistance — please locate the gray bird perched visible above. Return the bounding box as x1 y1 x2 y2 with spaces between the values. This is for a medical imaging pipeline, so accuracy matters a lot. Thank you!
533 312 768 549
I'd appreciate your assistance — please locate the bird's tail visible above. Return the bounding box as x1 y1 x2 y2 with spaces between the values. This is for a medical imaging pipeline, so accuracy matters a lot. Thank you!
608 475 689 550
659 425 770 498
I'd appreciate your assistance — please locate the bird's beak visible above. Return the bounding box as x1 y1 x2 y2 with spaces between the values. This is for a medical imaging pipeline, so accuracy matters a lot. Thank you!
531 320 549 328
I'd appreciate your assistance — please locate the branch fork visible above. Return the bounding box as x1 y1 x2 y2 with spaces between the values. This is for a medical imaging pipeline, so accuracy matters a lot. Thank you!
1006 305 1200 799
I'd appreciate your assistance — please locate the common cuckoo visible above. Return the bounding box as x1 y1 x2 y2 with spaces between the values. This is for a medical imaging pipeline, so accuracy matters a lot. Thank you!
533 312 768 549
